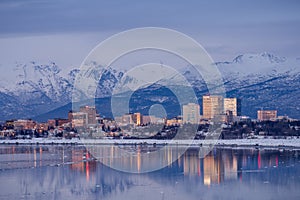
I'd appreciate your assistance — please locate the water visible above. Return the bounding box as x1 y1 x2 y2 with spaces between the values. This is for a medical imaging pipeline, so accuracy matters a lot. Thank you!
0 144 299 200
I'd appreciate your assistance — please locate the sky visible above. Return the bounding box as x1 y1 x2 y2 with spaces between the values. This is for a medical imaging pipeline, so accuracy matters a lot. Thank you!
0 0 299 72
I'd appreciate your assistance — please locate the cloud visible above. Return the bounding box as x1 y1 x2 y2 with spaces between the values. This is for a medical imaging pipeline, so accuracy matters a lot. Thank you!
0 0 299 66
0 0 298 35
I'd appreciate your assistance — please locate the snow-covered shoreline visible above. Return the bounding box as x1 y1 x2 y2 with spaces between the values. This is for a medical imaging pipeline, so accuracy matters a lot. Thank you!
0 138 300 148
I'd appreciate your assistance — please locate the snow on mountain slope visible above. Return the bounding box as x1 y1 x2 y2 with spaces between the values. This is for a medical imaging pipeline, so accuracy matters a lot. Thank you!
0 52 299 120
0 62 74 119
0 62 70 102
217 52 299 78
214 52 300 118
0 61 128 120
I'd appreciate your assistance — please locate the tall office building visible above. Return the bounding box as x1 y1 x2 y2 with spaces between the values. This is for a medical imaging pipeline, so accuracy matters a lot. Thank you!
80 106 97 124
202 95 223 119
257 110 277 121
133 113 143 125
182 103 200 124
224 98 241 116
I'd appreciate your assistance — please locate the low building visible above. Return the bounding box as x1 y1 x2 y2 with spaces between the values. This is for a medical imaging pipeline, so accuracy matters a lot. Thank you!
166 116 182 126
225 110 234 124
142 115 165 124
48 118 70 128
14 119 36 130
71 112 88 128
257 110 277 121
233 115 251 122
121 114 134 125
118 113 143 126
35 123 49 131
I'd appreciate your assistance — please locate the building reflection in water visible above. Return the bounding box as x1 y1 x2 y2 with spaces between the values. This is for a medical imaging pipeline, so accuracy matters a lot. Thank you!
84 144 240 186
181 148 238 186
85 144 188 173
0 144 299 200
203 155 223 185
183 149 200 176
69 148 97 182
0 144 294 186
181 148 284 186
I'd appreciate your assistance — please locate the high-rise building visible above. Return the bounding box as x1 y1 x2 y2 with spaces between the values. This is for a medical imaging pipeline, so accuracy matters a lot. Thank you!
132 113 143 125
224 98 241 116
202 95 223 119
257 110 277 121
80 106 97 124
182 103 200 124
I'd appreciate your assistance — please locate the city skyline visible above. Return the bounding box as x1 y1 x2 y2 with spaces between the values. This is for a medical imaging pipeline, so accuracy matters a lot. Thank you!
0 0 299 121
0 1 299 199
0 96 290 131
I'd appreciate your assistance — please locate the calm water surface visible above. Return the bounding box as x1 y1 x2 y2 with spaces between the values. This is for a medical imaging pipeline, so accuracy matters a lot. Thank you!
0 144 299 200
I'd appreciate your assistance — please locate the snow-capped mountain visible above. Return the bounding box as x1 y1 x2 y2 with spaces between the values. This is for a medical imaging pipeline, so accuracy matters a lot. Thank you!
0 52 299 121
217 52 298 77
215 52 300 118
0 61 126 120
0 62 73 119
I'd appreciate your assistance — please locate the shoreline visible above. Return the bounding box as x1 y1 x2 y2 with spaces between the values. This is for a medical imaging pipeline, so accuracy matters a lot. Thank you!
0 138 300 149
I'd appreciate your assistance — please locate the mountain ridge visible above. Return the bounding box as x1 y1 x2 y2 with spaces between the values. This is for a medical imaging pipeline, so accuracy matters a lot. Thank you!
0 52 299 121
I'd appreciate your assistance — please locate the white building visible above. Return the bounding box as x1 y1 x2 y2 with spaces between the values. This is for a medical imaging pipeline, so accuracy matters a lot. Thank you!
182 103 200 124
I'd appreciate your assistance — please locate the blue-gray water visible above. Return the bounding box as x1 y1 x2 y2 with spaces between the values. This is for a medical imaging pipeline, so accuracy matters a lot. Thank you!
0 144 299 200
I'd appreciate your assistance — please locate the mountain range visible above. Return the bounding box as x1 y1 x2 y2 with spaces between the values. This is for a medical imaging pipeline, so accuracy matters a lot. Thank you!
0 52 299 122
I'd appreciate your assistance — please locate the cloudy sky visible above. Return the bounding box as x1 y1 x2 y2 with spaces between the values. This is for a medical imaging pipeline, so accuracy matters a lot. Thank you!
0 0 299 71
